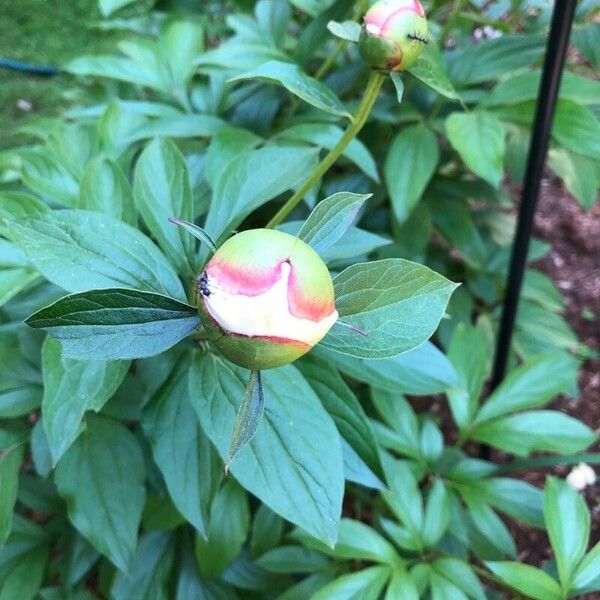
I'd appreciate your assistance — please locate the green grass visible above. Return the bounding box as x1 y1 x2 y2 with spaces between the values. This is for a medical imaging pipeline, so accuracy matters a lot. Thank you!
0 0 119 148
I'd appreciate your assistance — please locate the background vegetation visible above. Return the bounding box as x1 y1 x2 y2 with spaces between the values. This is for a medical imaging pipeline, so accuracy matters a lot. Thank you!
0 0 599 598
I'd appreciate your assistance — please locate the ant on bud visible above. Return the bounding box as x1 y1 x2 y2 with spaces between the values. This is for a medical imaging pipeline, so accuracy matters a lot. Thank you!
197 272 211 297
407 32 428 44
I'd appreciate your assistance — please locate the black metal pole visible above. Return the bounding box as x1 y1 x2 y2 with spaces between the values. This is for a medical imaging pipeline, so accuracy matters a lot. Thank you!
490 0 577 389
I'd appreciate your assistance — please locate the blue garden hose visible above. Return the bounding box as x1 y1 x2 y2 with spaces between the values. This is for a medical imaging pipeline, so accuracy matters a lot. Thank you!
0 57 59 76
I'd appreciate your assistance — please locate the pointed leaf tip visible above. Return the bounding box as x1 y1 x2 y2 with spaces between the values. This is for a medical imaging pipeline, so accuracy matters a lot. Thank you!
225 370 265 472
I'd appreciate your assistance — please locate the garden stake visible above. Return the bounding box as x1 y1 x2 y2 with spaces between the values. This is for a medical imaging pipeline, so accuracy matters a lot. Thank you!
490 0 577 391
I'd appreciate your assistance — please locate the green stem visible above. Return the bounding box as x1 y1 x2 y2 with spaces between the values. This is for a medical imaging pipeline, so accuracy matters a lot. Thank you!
266 70 385 229
314 39 346 81
493 452 600 475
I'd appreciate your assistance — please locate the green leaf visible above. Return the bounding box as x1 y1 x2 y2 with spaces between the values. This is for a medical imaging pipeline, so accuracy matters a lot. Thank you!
496 100 600 161
409 45 459 100
204 126 262 189
327 20 360 43
485 561 562 600
429 572 468 600
256 545 329 573
8 210 185 300
196 43 289 74
482 70 600 107
445 34 546 86
195 480 250 578
572 22 600 70
475 352 579 424
226 370 265 472
470 477 544 527
320 226 391 264
47 123 98 181
0 431 25 548
230 60 351 119
67 48 169 92
278 123 379 181
19 149 79 207
41 337 129 464
385 570 419 600
383 461 423 535
573 541 600 593
390 72 405 102
127 114 224 144
385 123 439 223
422 480 450 547
432 558 485 600
312 565 391 600
250 505 284 558
297 355 384 481
142 357 221 539
65 535 99 587
55 415 145 572
0 191 49 237
313 341 459 395
78 157 136 224
26 288 200 360
320 259 457 358
160 17 205 86
298 192 371 253
420 419 443 464
169 218 217 253
0 341 42 419
446 111 505 187
332 519 400 564
548 148 600 210
462 494 517 558
0 268 41 309
204 146 318 241
470 411 596 457
111 532 175 599
0 546 48 600
295 0 350 62
543 477 590 590
190 353 344 546
133 138 196 276
371 389 420 459
432 198 488 269
447 323 489 429
298 517 400 565
98 0 137 17
552 100 600 161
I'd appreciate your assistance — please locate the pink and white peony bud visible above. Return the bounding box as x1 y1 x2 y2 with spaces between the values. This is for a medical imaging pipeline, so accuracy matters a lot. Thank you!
197 229 338 370
359 0 428 72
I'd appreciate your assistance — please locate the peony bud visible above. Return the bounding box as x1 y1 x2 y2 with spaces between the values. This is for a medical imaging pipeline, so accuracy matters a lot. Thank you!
359 0 428 72
197 229 338 370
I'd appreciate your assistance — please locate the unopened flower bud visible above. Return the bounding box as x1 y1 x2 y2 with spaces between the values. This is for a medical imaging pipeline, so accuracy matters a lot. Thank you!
197 229 338 370
359 0 428 72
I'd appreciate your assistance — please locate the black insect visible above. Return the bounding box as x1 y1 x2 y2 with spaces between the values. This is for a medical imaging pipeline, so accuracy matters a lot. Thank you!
407 32 428 44
197 271 211 297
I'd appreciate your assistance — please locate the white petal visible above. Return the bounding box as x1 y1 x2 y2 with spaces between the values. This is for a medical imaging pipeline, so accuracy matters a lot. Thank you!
204 262 337 347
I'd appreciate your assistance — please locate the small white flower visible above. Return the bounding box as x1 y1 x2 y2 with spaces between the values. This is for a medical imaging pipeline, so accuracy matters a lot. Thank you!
16 99 33 112
566 463 596 491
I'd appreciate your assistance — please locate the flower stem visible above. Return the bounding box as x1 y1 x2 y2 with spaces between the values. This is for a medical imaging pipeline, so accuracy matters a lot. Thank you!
266 70 385 229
